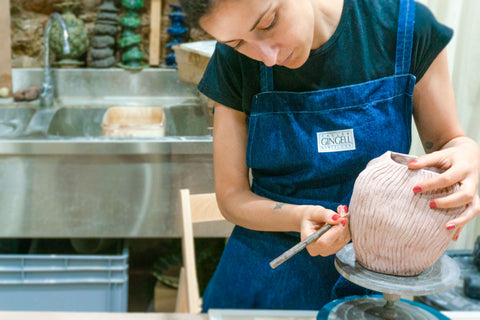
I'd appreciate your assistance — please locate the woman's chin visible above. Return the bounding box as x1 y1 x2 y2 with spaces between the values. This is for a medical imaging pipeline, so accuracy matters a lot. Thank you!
283 55 308 69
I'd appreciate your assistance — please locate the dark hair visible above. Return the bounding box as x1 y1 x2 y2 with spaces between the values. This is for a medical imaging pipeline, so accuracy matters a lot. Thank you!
179 0 216 29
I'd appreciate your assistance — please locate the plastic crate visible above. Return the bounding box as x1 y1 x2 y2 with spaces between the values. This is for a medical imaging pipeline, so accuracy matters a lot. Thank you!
0 246 128 312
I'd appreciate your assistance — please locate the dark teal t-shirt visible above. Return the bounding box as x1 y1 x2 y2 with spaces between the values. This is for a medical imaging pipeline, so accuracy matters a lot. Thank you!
198 0 453 115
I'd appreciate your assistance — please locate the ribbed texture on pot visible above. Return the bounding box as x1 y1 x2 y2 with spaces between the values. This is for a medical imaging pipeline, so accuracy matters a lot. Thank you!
350 151 464 276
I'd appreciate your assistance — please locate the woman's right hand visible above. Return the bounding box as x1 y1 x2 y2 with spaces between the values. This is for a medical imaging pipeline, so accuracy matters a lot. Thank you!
300 205 349 257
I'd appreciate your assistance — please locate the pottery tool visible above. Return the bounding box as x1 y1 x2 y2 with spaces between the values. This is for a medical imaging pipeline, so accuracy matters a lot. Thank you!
270 212 349 269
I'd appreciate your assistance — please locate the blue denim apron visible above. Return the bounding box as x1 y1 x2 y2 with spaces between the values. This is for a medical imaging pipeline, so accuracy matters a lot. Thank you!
202 0 416 311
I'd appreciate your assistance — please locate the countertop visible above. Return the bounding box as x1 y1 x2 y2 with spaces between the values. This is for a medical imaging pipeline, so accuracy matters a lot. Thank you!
0 311 478 320
0 312 208 320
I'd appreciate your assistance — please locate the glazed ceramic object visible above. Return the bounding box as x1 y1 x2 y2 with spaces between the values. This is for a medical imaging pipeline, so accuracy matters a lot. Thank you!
50 1 89 67
349 151 464 276
118 0 146 69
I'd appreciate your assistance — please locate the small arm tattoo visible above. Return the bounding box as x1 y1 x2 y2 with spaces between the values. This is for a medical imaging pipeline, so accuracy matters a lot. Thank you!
424 141 434 150
274 203 285 210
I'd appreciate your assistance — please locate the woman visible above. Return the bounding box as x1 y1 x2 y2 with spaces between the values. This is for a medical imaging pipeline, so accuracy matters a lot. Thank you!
179 0 480 310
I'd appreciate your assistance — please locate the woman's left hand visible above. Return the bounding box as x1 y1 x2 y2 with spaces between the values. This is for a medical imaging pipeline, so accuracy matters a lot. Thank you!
408 136 480 241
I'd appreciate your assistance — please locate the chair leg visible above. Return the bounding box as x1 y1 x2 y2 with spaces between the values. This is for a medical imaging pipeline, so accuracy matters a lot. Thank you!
175 267 188 312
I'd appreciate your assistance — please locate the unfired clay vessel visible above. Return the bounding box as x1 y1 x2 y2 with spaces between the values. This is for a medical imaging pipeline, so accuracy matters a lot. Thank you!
349 151 464 276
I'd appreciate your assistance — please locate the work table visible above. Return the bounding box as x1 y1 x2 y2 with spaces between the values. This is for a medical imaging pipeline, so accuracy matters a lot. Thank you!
0 312 208 320
0 311 477 320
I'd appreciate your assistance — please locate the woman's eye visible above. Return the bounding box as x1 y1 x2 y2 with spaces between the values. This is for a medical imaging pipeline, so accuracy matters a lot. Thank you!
261 13 277 31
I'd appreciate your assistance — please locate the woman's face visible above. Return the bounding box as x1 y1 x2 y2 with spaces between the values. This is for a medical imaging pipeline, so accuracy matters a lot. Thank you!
199 0 316 69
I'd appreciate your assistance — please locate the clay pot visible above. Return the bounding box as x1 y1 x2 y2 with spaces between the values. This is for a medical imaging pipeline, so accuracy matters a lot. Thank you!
349 151 464 276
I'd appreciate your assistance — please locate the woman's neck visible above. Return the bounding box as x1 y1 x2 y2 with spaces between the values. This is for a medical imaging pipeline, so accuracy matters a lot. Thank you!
311 0 344 50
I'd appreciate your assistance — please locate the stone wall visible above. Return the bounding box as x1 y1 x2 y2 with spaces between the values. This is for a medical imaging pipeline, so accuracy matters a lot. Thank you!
10 0 212 68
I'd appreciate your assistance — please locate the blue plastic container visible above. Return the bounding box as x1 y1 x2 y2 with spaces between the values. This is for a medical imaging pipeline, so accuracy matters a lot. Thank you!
0 247 128 312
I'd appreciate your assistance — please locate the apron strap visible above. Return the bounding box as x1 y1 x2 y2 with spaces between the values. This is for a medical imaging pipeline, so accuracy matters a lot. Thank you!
394 0 416 75
259 63 274 92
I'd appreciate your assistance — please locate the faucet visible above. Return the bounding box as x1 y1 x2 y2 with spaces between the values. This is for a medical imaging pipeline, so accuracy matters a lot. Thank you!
39 13 71 109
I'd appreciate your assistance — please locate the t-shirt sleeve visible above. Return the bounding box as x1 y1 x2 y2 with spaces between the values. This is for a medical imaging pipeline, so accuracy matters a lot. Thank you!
411 1 453 82
198 42 245 112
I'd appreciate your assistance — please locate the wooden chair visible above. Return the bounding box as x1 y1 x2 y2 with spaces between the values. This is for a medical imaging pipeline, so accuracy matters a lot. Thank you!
176 189 234 313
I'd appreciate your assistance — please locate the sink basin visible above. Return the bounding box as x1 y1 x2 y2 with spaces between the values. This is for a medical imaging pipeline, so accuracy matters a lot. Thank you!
0 107 36 137
0 68 215 239
46 104 210 138
47 107 106 137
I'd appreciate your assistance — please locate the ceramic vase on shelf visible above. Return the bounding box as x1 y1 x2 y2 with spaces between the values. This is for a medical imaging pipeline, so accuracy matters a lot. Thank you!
165 4 188 67
349 151 464 276
90 0 120 68
49 1 89 67
118 0 147 69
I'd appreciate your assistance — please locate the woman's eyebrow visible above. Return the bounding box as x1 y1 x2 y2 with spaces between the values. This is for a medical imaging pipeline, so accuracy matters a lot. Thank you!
217 3 273 45
249 3 273 31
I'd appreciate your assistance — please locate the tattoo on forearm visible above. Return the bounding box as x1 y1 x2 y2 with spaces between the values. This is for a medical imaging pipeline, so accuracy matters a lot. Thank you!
274 203 285 210
424 141 434 150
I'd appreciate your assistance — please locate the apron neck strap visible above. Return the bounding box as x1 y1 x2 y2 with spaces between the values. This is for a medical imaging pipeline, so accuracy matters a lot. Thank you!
260 63 274 92
394 0 416 75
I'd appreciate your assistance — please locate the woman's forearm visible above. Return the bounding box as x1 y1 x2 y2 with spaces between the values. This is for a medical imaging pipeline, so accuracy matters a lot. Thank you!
215 186 303 232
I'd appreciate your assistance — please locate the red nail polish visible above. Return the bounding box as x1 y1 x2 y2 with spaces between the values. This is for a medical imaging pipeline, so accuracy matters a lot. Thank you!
429 200 437 208
454 234 459 241
343 205 348 213
413 186 422 193
446 223 456 230
408 159 418 165
341 219 346 227
332 214 340 221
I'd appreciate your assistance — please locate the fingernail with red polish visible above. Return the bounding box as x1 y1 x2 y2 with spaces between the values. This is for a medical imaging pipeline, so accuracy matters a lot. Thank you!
454 234 459 241
343 205 348 213
446 223 456 230
332 214 341 221
341 219 347 227
413 186 422 193
429 200 437 208
408 159 418 165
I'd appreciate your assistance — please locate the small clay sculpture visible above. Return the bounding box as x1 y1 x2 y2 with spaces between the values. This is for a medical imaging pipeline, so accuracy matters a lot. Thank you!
90 0 119 68
13 85 40 102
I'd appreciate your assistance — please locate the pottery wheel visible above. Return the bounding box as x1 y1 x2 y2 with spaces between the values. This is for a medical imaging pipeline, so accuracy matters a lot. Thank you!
327 297 441 320
335 243 460 296
328 243 460 319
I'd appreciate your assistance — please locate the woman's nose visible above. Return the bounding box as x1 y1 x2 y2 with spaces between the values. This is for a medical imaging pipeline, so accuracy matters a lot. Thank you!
255 43 279 67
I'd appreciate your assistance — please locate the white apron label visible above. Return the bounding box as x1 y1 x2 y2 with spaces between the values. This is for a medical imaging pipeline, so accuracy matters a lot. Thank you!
317 129 356 153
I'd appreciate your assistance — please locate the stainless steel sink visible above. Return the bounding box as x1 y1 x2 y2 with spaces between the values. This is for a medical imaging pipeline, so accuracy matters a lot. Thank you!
0 107 36 138
46 104 210 138
47 107 105 137
0 68 215 238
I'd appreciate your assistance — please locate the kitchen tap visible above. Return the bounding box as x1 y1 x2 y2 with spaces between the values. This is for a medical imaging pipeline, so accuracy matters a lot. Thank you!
39 13 70 109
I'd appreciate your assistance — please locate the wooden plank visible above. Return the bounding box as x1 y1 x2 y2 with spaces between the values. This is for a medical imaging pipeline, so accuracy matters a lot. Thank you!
149 0 162 66
0 0 12 97
189 193 223 223
179 189 201 313
154 280 178 312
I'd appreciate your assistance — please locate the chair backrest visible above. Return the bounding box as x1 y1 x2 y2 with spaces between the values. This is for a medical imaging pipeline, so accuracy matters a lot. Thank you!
177 189 234 313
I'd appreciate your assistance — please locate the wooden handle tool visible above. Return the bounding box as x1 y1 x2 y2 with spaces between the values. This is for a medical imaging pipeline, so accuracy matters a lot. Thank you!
270 213 349 269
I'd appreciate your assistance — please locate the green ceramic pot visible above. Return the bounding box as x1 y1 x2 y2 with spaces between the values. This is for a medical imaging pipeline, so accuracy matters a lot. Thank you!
49 1 89 65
